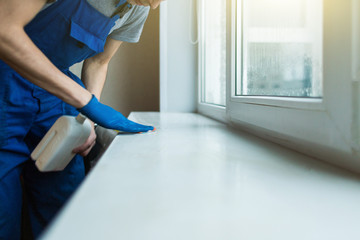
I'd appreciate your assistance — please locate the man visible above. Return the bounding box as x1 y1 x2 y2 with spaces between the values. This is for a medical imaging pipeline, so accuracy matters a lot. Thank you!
0 0 162 238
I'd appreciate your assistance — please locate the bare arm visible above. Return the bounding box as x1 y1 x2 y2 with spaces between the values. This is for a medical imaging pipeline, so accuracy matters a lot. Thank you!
73 38 122 156
0 0 92 108
82 38 123 99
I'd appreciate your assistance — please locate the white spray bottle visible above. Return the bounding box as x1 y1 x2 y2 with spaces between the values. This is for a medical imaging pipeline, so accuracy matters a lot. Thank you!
31 113 92 172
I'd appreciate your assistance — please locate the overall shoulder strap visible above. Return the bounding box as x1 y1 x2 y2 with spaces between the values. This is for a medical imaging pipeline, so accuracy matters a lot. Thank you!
111 2 133 18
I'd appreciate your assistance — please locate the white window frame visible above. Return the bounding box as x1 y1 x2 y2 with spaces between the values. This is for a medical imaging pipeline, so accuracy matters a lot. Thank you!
198 0 360 172
197 0 227 123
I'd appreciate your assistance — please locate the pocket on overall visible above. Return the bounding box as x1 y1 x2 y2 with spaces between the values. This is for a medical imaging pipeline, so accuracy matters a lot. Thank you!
31 15 105 69
69 21 105 54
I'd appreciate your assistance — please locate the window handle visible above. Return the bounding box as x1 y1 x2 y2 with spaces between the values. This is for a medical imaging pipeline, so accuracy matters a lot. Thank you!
352 0 360 81
189 0 199 45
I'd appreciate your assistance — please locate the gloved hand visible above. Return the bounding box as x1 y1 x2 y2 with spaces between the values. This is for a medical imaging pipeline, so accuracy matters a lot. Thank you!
78 95 155 133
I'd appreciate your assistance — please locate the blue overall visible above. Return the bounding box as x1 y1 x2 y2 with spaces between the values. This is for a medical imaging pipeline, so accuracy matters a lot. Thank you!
0 0 123 238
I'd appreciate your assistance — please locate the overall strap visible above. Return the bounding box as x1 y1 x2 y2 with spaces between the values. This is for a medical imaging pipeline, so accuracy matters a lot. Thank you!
112 2 134 18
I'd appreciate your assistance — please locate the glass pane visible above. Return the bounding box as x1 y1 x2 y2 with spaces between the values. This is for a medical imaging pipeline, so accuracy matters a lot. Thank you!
202 0 226 106
237 0 323 97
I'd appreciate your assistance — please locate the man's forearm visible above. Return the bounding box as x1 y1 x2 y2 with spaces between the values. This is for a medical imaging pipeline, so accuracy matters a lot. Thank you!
81 38 123 100
0 26 91 108
82 58 109 100
0 0 92 108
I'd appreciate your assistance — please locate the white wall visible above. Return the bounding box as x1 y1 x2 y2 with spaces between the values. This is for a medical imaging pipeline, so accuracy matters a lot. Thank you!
160 1 198 112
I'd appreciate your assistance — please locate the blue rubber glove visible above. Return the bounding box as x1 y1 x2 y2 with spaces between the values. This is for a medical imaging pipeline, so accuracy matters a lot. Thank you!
78 95 155 133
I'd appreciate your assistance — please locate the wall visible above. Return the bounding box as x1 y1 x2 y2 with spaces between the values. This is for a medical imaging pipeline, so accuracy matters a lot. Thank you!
71 8 160 117
160 1 198 112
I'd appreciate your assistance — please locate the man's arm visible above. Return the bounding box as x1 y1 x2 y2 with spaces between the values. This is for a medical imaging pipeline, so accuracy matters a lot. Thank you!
0 0 92 108
81 38 123 100
72 38 122 156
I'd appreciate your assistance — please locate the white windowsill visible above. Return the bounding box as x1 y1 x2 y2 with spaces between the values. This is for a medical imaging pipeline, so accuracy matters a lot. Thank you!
41 112 360 240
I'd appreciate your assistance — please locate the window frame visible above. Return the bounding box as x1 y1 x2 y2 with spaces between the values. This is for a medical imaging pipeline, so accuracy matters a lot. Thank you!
232 0 324 109
198 0 360 171
197 0 227 123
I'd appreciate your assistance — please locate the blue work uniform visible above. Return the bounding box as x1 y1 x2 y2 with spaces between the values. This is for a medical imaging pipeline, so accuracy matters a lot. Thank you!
0 0 124 238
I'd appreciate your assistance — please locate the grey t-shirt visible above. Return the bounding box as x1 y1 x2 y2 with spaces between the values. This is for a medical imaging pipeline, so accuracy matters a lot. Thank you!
43 0 150 43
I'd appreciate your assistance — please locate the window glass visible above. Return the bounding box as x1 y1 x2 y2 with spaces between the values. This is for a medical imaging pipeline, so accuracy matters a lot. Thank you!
237 0 323 97
202 0 227 106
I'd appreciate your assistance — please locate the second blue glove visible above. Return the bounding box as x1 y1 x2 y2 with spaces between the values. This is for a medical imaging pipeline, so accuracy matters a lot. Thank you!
78 95 154 133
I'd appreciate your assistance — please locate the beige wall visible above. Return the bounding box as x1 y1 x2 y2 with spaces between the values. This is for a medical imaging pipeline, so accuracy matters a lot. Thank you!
71 8 160 117
102 8 160 117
